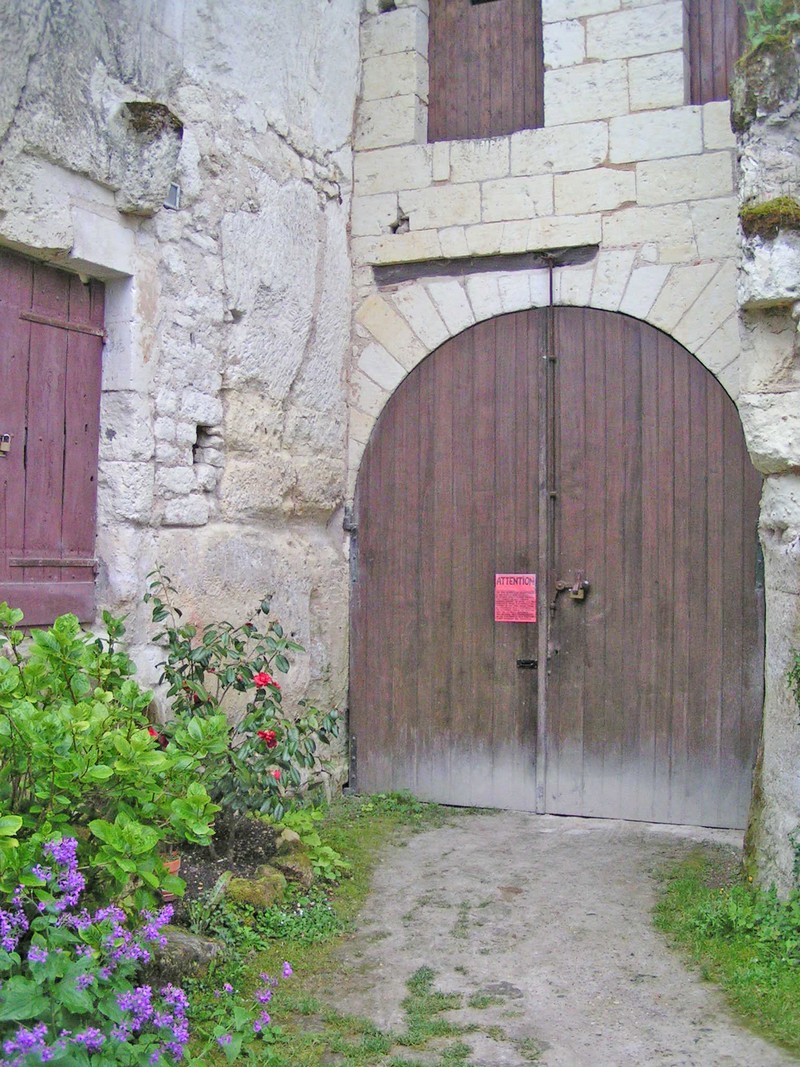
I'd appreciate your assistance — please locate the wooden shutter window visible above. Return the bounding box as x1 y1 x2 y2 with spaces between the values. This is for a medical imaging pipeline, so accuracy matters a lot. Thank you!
427 0 544 142
688 0 744 104
0 250 104 626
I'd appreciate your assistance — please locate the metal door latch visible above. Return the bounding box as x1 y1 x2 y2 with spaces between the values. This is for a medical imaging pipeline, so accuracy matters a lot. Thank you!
516 658 538 670
551 571 590 611
0 434 10 456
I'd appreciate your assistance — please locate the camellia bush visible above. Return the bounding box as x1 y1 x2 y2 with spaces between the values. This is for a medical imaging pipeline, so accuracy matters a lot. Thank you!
145 568 340 822
0 606 220 904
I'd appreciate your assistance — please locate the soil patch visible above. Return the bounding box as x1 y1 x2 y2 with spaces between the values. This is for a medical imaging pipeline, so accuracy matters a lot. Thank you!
172 814 278 922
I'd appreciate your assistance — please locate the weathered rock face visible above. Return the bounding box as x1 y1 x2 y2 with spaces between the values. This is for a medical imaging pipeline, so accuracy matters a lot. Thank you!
734 37 800 893
0 1 359 771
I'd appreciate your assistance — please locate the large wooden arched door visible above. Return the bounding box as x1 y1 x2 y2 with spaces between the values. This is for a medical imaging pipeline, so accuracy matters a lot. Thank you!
349 307 763 828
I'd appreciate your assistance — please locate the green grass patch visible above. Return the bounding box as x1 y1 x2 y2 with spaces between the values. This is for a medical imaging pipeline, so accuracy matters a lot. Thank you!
654 847 800 1055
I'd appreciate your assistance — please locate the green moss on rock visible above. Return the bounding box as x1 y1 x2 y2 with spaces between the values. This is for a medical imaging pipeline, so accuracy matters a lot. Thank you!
741 196 800 239
731 35 800 131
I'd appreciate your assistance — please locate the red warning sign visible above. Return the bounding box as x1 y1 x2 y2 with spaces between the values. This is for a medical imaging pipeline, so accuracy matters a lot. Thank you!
494 573 537 623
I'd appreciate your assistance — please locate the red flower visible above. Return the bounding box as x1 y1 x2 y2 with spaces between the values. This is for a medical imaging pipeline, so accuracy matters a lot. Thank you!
253 672 273 688
258 730 278 749
271 769 281 780
147 726 168 749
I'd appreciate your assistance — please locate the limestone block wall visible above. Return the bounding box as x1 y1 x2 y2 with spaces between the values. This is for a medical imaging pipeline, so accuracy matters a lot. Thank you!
350 0 744 492
0 0 360 752
732 40 800 892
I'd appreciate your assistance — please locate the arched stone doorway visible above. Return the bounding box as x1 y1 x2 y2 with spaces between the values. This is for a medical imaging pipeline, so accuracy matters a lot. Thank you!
349 306 763 829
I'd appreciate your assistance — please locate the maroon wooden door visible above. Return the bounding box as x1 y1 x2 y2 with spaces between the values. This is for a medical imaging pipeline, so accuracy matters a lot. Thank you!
350 306 763 828
0 251 104 625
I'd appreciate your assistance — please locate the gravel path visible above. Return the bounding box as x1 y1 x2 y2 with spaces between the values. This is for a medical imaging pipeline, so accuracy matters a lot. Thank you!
325 811 798 1066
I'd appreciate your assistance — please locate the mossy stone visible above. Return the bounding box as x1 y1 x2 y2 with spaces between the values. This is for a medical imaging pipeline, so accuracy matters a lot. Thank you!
227 867 286 909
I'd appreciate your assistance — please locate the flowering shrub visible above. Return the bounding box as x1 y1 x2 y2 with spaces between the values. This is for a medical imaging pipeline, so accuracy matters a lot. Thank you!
0 606 219 902
0 838 293 1066
0 836 182 1065
145 569 340 821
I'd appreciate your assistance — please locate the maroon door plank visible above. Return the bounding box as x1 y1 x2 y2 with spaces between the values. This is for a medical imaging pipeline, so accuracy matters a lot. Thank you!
689 0 744 104
427 0 543 142
0 251 103 624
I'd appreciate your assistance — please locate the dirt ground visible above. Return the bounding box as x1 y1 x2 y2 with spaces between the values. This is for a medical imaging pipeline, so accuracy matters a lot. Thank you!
324 811 798 1066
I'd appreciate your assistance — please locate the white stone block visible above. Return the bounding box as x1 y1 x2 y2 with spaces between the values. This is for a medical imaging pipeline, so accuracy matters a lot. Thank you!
358 342 408 392
673 260 737 351
586 2 683 60
590 248 637 310
351 369 389 418
466 275 503 322
637 151 734 205
439 226 470 258
501 221 535 253
690 197 739 259
543 19 585 68
426 279 475 335
97 462 154 524
543 0 619 21
392 285 450 350
362 8 427 58
356 95 426 150
695 313 740 376
401 183 481 229
498 273 535 313
739 232 800 308
714 357 739 400
367 229 443 264
349 407 377 447
511 122 609 175
530 269 552 306
163 496 210 527
482 175 554 222
529 213 603 247
356 294 428 369
354 145 432 196
362 52 428 101
156 467 194 497
432 141 450 182
603 203 695 249
703 101 736 150
628 51 686 111
553 266 594 306
351 192 400 237
99 392 155 462
71 206 135 277
555 167 635 213
739 390 800 473
618 264 670 318
449 138 510 183
609 107 702 163
546 61 629 125
465 223 505 256
648 262 720 332
181 391 223 426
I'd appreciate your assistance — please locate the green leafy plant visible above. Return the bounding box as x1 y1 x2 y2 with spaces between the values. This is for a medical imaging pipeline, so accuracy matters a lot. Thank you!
741 0 800 49
0 604 219 902
272 808 351 883
145 568 340 821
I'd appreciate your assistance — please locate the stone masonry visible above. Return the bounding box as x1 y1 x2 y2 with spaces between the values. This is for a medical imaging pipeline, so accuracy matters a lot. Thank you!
0 1 361 786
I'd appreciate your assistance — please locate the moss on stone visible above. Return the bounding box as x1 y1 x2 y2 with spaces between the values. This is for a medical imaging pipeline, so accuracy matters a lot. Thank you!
740 197 800 239
731 35 800 131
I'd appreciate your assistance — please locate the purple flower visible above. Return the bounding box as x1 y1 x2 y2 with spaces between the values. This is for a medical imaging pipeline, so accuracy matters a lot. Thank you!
282 961 293 978
71 1028 104 1051
217 1034 233 1046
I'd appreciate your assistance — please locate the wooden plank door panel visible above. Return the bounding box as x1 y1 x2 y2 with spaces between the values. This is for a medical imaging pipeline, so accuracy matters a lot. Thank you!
547 308 762 828
427 0 543 142
350 305 762 829
0 252 104 625
351 312 540 808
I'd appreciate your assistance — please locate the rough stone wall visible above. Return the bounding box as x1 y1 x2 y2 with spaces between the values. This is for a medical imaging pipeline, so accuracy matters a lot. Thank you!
349 0 744 496
0 0 360 767
733 40 800 892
